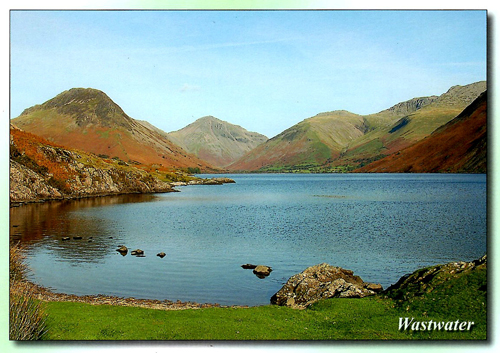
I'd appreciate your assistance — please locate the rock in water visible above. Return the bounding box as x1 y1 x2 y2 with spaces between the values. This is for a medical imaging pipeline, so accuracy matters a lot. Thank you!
157 252 166 258
253 265 272 278
116 246 128 255
270 263 382 308
131 249 144 256
241 264 257 269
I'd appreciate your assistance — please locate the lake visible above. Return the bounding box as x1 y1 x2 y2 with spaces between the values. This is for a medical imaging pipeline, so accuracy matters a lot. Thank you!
10 173 487 306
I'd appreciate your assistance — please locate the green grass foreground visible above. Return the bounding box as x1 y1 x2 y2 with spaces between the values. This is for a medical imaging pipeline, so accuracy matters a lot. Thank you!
43 294 486 340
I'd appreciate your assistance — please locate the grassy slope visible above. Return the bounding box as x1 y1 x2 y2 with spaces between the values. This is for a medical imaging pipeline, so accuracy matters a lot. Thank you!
356 92 487 173
42 263 486 340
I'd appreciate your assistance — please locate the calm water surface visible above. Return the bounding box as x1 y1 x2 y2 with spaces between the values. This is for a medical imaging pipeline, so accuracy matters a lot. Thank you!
10 174 487 306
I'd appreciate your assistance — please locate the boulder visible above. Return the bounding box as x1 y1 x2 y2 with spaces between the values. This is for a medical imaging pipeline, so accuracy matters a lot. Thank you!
253 265 272 278
157 252 166 258
270 263 382 308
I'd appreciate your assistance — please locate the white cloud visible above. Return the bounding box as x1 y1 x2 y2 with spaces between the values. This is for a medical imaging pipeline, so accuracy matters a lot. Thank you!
180 83 201 92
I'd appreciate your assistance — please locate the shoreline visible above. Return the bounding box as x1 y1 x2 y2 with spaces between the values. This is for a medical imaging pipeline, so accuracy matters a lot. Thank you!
10 279 250 311
9 176 235 207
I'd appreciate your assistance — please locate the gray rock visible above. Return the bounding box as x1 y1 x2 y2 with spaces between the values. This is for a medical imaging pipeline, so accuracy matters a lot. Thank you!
270 263 381 308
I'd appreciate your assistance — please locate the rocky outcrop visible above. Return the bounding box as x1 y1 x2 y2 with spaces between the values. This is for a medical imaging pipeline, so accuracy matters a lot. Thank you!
171 177 235 187
270 263 382 308
383 255 487 301
10 125 234 204
10 142 176 203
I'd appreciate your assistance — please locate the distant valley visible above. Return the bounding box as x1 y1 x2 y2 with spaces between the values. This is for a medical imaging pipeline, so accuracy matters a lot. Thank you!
11 81 487 175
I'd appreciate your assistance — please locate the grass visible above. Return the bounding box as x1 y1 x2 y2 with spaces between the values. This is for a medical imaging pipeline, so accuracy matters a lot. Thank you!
42 291 486 341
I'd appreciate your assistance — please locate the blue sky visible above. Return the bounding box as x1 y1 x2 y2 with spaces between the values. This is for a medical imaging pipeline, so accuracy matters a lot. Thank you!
10 10 486 138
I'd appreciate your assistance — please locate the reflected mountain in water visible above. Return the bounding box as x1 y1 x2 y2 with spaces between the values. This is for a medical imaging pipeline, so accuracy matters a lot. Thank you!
10 194 159 263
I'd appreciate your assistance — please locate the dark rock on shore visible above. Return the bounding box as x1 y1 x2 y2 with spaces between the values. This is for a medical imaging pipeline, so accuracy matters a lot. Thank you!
270 263 382 308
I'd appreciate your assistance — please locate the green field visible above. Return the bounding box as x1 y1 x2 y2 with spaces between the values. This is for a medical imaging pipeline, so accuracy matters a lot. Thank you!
41 293 485 340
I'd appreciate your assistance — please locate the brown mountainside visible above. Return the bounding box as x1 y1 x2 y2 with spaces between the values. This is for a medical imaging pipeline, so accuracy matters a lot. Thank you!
355 91 487 173
11 88 214 171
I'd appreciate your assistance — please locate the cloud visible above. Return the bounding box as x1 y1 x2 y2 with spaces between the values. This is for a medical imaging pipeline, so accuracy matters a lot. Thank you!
180 83 201 92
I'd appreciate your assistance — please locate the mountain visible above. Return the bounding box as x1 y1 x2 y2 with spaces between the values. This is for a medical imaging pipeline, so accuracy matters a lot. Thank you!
11 88 214 171
228 81 486 172
227 110 368 172
355 91 487 173
166 116 268 168
339 81 487 166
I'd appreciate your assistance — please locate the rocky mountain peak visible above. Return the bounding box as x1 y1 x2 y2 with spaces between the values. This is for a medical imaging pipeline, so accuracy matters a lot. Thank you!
21 87 134 129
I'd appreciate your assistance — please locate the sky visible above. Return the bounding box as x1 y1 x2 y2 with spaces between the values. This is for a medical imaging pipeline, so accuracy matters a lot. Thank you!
9 9 486 138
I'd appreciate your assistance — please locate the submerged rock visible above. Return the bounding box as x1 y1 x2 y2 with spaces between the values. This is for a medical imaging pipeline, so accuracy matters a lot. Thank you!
270 263 382 308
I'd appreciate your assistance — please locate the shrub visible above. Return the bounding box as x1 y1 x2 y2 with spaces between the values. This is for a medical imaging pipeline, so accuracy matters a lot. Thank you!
9 244 48 340
10 288 48 340
9 243 28 282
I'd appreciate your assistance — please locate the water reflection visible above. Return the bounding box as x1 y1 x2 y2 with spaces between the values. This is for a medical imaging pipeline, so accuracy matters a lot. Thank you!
10 194 159 264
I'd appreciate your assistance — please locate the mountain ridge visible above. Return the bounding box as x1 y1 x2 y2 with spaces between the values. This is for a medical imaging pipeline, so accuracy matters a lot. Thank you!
12 88 215 171
355 91 487 173
12 81 486 174
227 81 486 172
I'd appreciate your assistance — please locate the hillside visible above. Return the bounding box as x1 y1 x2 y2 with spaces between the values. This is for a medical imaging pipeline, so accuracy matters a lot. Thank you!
227 110 370 172
228 81 486 172
337 81 487 168
355 91 487 173
11 88 214 171
167 116 268 168
9 125 175 203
